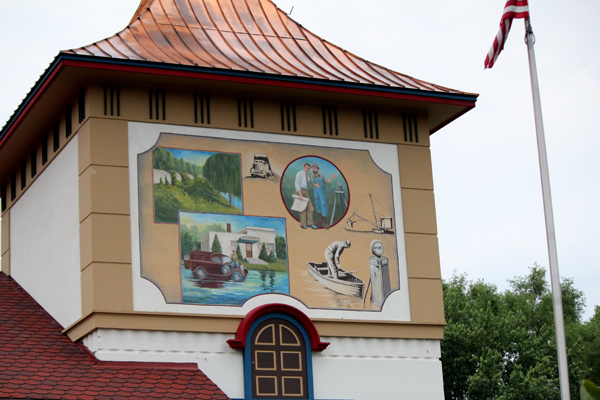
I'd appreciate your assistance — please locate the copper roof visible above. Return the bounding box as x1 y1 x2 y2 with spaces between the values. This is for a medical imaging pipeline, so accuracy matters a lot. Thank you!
63 0 467 95
0 273 230 400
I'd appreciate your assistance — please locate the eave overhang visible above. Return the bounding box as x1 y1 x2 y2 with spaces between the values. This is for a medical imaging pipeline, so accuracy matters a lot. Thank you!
0 53 477 182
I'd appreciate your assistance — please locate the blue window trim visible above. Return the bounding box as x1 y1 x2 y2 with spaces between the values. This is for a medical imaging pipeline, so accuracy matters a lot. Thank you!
242 312 315 400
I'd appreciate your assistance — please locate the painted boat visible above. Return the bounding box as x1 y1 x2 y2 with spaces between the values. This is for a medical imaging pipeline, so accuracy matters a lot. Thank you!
306 262 365 298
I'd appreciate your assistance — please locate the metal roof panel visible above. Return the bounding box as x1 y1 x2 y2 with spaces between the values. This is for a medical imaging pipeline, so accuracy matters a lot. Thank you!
230 0 263 36
61 0 474 96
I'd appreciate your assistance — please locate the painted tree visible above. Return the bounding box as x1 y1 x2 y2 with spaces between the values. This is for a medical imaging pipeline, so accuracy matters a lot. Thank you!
180 228 195 260
236 244 244 261
258 243 269 262
268 250 277 263
211 234 222 253
275 236 287 260
153 147 201 175
202 153 241 207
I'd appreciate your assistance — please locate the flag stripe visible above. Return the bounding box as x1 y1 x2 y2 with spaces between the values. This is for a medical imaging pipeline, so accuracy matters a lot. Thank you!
484 0 530 69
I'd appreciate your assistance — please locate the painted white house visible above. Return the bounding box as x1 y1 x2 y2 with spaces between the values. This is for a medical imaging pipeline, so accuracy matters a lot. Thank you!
203 226 277 260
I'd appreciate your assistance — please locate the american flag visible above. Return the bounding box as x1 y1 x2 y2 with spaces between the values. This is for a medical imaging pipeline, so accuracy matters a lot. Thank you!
484 0 530 69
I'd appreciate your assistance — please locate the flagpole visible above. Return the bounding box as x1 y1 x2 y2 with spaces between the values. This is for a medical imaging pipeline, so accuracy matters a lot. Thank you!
524 17 571 400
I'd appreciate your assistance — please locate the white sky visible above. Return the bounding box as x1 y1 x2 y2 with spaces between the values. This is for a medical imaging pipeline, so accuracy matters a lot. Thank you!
1 0 599 319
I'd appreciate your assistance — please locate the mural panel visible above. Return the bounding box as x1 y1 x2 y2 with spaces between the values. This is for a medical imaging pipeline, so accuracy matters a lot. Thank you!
137 133 400 311
281 156 349 230
179 212 289 306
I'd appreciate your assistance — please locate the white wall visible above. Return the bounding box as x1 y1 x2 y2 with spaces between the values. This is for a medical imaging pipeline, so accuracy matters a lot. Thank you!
83 329 444 400
11 137 81 328
314 337 444 400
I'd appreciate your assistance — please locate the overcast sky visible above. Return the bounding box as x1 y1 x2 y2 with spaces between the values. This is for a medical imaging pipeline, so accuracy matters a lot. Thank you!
1 0 599 319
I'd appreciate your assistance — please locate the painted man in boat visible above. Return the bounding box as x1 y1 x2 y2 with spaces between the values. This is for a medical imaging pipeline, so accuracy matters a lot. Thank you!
324 240 351 279
310 162 337 229
294 163 317 229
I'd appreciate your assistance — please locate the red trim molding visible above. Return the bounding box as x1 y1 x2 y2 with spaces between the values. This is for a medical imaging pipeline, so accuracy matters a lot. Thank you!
59 59 475 107
0 62 65 151
227 304 330 352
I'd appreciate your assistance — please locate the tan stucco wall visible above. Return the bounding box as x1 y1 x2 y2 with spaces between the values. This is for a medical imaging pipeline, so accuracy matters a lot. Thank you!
398 143 445 324
78 117 133 317
1 209 9 275
4 82 445 340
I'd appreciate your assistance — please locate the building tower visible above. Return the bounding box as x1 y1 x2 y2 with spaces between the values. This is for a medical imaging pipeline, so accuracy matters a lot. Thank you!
0 1 478 399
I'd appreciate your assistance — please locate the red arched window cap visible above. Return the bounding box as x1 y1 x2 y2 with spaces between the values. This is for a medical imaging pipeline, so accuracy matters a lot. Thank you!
226 304 330 352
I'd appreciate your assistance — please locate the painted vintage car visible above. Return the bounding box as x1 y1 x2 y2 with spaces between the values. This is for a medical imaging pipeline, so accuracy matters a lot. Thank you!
183 251 248 282
249 153 273 178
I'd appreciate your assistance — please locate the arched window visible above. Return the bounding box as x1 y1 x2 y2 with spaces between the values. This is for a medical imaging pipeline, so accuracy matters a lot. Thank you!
250 317 309 398
227 304 329 400
243 313 315 399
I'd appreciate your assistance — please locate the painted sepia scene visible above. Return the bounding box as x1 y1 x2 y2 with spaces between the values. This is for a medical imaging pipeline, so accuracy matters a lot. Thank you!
179 212 289 306
153 147 243 223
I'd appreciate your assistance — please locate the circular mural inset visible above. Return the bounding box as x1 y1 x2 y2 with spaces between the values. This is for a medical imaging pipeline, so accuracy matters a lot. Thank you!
280 156 350 229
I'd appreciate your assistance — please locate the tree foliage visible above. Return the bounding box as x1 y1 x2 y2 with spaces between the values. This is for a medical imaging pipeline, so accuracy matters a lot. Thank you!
154 176 241 223
202 153 241 207
268 250 277 263
236 244 244 261
153 147 202 176
275 236 287 260
258 243 269 262
211 234 222 253
179 223 226 260
442 264 597 400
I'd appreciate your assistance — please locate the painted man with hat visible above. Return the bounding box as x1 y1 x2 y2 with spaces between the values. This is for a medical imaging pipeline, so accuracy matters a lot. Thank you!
310 162 337 229
294 162 317 229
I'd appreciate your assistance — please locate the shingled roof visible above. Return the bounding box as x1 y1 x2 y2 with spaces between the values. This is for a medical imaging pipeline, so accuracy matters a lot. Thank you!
62 0 468 95
0 273 229 400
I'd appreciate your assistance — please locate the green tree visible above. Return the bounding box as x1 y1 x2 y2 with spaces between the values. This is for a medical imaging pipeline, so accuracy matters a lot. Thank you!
211 234 222 253
442 265 591 400
180 227 195 260
153 147 202 176
236 244 244 261
202 153 241 207
268 250 277 263
580 307 600 384
275 235 287 260
258 243 269 262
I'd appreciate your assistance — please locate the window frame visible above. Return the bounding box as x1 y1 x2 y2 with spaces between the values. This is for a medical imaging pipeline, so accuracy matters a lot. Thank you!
243 312 315 400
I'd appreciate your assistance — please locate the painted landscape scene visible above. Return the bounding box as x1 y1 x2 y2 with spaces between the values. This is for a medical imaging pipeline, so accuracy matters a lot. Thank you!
179 212 289 306
153 148 242 223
